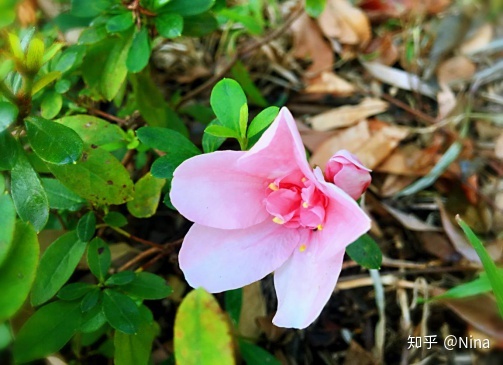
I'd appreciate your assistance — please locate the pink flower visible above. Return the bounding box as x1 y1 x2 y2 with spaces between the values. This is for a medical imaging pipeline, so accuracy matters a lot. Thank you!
170 107 371 329
325 150 372 200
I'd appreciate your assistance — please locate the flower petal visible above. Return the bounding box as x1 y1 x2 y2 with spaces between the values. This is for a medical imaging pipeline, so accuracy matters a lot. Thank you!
179 220 299 293
238 107 314 180
170 151 269 229
273 244 345 329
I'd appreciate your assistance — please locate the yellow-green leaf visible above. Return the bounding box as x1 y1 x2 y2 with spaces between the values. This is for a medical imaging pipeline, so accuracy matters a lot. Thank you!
127 173 165 218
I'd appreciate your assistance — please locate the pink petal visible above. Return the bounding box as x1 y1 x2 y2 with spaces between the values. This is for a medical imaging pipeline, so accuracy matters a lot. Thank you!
179 220 299 293
238 107 314 180
170 151 269 229
273 243 345 329
331 150 371 172
332 165 371 200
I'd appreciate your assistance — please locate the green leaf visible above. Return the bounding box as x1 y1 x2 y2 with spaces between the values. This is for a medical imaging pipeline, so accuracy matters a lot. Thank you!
55 115 126 147
0 322 12 351
54 45 85 73
47 145 135 205
105 271 136 286
103 289 141 335
121 272 173 300
231 61 268 107
239 339 281 365
31 71 62 95
247 106 279 138
57 282 95 301
130 71 188 135
41 178 86 211
81 304 107 333
202 119 226 153
426 272 495 302
87 237 111 282
155 12 183 38
11 149 49 232
0 193 15 266
346 234 382 270
31 231 87 306
204 124 240 138
182 12 218 37
396 141 462 197
0 130 19 170
81 287 102 312
225 288 242 326
79 25 108 44
106 12 134 33
0 101 18 133
104 211 128 227
77 211 96 242
219 8 263 35
25 38 45 74
114 316 158 365
42 42 64 65
71 0 111 18
25 117 84 165
456 216 503 317
0 221 38 322
126 27 151 73
82 32 133 100
161 0 215 16
127 173 165 218
239 103 248 138
305 0 327 18
40 90 63 119
210 78 247 136
13 300 82 363
174 288 234 365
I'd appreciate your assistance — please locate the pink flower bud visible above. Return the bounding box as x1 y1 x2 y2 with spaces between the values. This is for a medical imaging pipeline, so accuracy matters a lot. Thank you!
325 150 371 200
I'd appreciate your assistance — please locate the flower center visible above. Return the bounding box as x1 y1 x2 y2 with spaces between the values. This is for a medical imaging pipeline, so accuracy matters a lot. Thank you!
264 174 328 230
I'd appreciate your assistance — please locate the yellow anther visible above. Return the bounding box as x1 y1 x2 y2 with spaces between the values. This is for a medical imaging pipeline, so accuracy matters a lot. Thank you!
301 177 307 182
268 183 279 191
302 201 309 208
272 217 285 224
299 244 307 252
317 224 323 231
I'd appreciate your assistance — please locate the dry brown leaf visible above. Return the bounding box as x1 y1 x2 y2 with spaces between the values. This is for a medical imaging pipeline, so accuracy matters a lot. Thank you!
238 282 267 340
495 132 503 159
437 56 476 85
343 340 377 365
363 34 399 66
308 98 388 131
318 0 372 48
460 24 494 55
437 84 457 120
382 203 442 231
360 0 451 19
17 0 37 27
304 71 356 95
291 13 334 78
417 232 459 262
375 144 436 176
310 120 370 168
380 175 417 197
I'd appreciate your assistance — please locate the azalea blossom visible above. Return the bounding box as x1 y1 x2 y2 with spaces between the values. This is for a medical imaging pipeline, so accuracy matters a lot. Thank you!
170 107 371 329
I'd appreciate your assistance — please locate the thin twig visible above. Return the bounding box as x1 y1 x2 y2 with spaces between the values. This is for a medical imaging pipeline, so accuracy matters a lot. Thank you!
380 93 437 125
118 246 160 272
88 108 128 126
176 5 304 107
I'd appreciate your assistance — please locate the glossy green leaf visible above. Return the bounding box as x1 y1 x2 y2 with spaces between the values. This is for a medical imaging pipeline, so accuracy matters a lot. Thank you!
104 211 127 227
0 101 18 133
426 272 496 302
78 25 108 45
457 216 503 317
103 289 141 335
40 90 63 119
13 300 82 363
126 27 150 73
55 115 126 147
231 61 268 107
105 271 136 286
41 178 86 211
247 106 279 138
81 304 107 333
114 316 158 365
0 221 38 322
155 12 183 38
0 322 12 351
305 0 327 18
25 117 84 165
225 288 242 326
202 119 226 153
346 234 382 269
77 211 96 242
174 288 234 365
31 71 62 95
87 237 111 282
57 282 95 301
161 0 215 16
42 42 64 65
71 0 111 18
0 193 15 266
0 130 19 170
54 45 85 73
204 124 240 138
239 339 281 365
210 78 247 136
31 231 87 306
11 149 49 232
47 145 135 205
106 12 134 33
127 173 166 218
121 272 173 300
82 32 132 100
81 287 102 312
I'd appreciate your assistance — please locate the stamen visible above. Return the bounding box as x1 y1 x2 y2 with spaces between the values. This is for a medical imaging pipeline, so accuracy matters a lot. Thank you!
302 201 309 208
317 224 323 231
301 177 307 182
272 217 285 224
299 244 307 252
268 183 279 191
